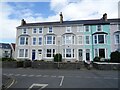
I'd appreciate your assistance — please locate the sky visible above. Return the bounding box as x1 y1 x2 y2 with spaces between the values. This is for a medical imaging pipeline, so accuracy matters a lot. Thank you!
0 0 120 43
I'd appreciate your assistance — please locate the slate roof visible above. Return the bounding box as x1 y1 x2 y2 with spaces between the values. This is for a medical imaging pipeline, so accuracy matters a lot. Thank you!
17 18 120 28
0 43 12 49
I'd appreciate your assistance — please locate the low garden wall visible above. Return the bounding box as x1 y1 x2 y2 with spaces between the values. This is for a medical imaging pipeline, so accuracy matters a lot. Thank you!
93 62 120 70
31 61 82 69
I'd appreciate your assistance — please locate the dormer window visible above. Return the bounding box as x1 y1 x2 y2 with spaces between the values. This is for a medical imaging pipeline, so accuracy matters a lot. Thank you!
97 25 102 31
66 26 71 33
48 26 53 33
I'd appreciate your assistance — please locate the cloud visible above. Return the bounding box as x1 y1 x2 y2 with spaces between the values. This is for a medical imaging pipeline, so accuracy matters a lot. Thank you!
50 0 119 20
0 0 119 43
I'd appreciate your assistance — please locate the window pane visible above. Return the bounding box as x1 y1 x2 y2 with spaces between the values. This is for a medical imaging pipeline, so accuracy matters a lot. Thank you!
47 49 51 57
115 35 120 44
98 35 104 44
66 35 72 44
23 28 27 34
94 35 97 44
20 37 25 45
49 27 52 33
86 36 89 44
99 49 105 58
53 37 55 44
85 26 89 32
95 49 98 57
77 26 83 32
33 28 37 33
33 38 36 45
78 36 82 44
66 49 71 57
19 49 24 57
25 49 28 57
39 27 42 33
66 26 71 32
47 36 52 44
38 49 42 54
26 38 28 45
39 37 42 45
97 25 102 31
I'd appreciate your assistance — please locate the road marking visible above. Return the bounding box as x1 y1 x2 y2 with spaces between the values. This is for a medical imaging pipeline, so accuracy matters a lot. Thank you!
8 74 13 76
28 75 34 77
21 74 27 77
59 76 64 87
28 83 48 90
14 74 20 76
36 75 42 77
103 77 112 79
43 75 49 77
3 73 7 75
7 78 15 88
51 76 56 78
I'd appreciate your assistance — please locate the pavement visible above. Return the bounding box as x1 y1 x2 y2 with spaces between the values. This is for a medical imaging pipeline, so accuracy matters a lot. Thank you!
2 68 120 90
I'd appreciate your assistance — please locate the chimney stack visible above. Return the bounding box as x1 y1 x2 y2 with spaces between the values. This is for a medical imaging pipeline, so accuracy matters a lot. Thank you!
21 19 26 26
103 13 107 21
60 12 63 23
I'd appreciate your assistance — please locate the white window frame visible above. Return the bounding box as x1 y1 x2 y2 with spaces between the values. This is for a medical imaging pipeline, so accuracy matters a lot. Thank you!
66 26 72 33
33 28 37 34
38 27 43 34
19 37 29 45
96 25 103 31
84 25 90 32
48 26 53 33
18 49 29 58
77 26 84 32
22 28 27 34
45 35 56 45
38 37 42 45
114 34 120 44
93 34 106 44
62 35 75 45
78 35 83 45
85 35 90 44
46 49 56 58
62 49 75 59
32 37 37 45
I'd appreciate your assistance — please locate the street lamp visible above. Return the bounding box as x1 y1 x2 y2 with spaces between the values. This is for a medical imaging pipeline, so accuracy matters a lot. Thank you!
58 40 60 69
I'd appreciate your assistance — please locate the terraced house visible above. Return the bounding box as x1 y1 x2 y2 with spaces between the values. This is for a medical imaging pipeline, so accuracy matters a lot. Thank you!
15 13 120 62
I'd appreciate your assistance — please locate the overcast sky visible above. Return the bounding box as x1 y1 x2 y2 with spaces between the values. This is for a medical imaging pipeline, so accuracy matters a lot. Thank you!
0 0 119 43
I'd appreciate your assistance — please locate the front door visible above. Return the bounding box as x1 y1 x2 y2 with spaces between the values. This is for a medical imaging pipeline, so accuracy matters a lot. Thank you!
32 50 36 60
78 49 83 61
99 49 105 58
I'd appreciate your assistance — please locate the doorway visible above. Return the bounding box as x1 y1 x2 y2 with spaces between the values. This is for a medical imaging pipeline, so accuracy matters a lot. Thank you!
78 49 83 61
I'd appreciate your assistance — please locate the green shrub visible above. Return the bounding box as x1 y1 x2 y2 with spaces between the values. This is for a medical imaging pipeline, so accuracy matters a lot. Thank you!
1 58 16 61
110 51 120 63
54 53 62 62
93 57 101 62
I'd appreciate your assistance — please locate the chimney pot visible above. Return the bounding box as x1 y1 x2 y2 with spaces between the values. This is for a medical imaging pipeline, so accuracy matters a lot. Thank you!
60 12 63 23
103 13 107 21
21 19 26 26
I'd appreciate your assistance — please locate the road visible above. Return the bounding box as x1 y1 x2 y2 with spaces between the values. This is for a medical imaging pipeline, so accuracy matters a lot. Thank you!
2 68 119 89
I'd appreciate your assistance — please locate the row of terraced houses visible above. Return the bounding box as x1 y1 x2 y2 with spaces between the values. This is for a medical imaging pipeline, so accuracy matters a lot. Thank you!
15 13 120 62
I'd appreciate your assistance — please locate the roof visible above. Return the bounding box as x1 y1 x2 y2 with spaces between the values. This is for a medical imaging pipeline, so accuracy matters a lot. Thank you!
17 18 120 28
0 43 12 49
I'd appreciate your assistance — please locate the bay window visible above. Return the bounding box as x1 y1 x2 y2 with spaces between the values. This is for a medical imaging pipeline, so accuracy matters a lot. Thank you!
62 34 75 45
45 36 56 45
115 34 120 44
19 37 29 45
46 49 55 57
94 34 106 44
63 49 75 58
19 49 28 57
